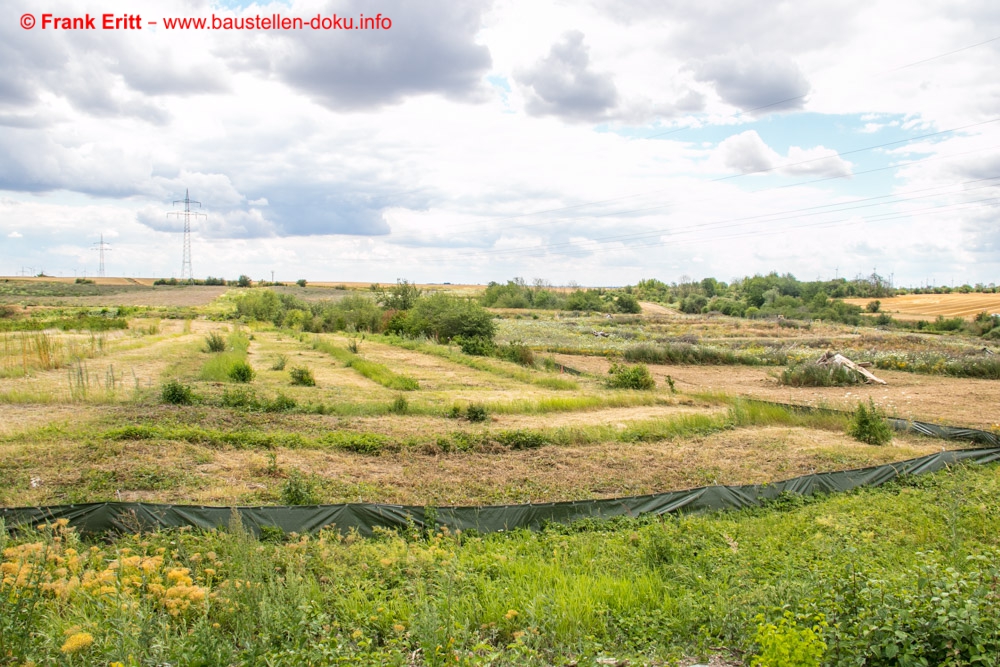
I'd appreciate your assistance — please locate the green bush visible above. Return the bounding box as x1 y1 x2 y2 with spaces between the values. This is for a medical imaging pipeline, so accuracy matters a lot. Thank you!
605 363 655 390
280 471 320 505
263 393 297 412
388 395 408 415
296 279 307 287
466 403 489 423
455 335 494 356
847 398 893 445
779 363 862 387
161 380 194 405
495 340 534 366
270 354 288 371
220 386 257 409
227 360 255 383
402 294 496 343
750 612 826 667
289 367 315 386
204 331 227 353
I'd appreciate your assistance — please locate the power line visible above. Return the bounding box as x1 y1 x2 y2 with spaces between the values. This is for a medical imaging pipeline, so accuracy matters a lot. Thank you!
92 234 111 278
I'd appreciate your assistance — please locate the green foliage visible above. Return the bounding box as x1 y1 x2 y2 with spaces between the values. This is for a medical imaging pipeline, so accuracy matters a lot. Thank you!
624 342 788 366
494 340 535 367
160 379 194 405
605 363 655 390
779 363 862 387
454 335 495 356
866 299 881 313
289 366 316 387
397 293 496 343
388 395 408 415
227 360 255 383
280 470 320 505
322 432 393 455
296 279 307 287
270 354 288 371
847 398 893 445
466 403 489 423
204 331 227 352
236 274 252 288
312 339 419 391
750 612 826 667
371 279 423 310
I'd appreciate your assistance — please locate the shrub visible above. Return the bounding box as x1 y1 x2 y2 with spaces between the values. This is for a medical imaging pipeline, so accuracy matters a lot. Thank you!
466 403 489 423
296 279 307 287
866 299 881 313
750 613 826 667
263 393 297 412
389 395 408 415
847 398 893 445
204 331 227 353
405 294 496 343
455 335 495 356
495 340 534 366
779 362 862 387
281 471 320 505
289 366 316 386
220 386 258 409
228 360 255 383
161 379 194 405
606 363 656 390
270 354 288 371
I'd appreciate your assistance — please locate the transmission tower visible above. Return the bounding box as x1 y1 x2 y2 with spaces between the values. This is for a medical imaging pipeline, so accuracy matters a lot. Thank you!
92 234 111 277
167 189 206 281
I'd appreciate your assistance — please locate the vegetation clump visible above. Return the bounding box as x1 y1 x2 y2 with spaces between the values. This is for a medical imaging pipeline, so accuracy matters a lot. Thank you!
280 470 320 505
160 379 194 405
204 331 227 353
847 398 893 445
227 360 255 383
466 403 489 423
605 362 656 390
779 362 862 387
289 366 315 386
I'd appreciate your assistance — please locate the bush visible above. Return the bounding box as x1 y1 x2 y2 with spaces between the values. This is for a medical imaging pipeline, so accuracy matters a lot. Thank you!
750 613 826 667
866 300 881 313
495 340 535 366
847 398 893 445
779 362 862 387
204 331 227 353
220 386 258 409
389 395 408 415
455 335 495 356
404 294 496 343
271 354 288 371
281 471 320 505
161 380 194 405
289 367 315 386
605 363 655 390
228 361 255 383
296 279 307 287
263 393 297 412
466 403 489 423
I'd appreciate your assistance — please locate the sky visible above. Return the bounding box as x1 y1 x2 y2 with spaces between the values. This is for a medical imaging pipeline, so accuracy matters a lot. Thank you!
1 0 998 287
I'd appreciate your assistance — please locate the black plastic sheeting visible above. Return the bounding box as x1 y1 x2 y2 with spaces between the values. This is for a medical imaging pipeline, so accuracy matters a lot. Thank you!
3 410 998 537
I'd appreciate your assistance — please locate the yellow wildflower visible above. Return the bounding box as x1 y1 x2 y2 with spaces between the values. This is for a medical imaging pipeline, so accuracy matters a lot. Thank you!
504 609 518 620
60 632 94 653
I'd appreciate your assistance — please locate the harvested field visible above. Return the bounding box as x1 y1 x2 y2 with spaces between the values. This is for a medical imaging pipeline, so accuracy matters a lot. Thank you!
844 293 1000 320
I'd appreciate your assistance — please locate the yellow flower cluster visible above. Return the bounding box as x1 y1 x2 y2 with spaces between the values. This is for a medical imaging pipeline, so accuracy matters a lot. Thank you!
1 522 220 621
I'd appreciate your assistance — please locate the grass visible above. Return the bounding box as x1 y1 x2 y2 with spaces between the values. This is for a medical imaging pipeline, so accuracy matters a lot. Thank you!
2 462 999 664
376 334 578 390
312 337 420 391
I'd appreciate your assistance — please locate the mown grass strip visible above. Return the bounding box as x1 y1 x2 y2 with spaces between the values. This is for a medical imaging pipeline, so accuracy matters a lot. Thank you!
103 424 310 450
375 334 578 390
312 338 419 391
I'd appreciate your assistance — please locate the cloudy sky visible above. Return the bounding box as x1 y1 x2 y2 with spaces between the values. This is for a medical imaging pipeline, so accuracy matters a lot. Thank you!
1 0 998 286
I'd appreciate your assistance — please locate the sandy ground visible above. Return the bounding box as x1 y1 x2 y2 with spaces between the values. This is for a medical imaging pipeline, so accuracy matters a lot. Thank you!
844 293 1000 320
552 353 1000 430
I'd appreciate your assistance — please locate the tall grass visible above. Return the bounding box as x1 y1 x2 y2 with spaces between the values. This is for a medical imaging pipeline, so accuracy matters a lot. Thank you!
312 338 419 391
0 331 111 378
624 342 789 366
3 464 998 663
200 329 253 382
377 334 578 390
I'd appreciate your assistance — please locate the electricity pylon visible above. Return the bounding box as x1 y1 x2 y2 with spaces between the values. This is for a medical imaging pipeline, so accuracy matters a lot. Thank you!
168 189 206 281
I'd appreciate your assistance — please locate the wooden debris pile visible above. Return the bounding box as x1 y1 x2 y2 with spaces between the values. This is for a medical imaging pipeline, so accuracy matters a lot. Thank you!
816 350 887 385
